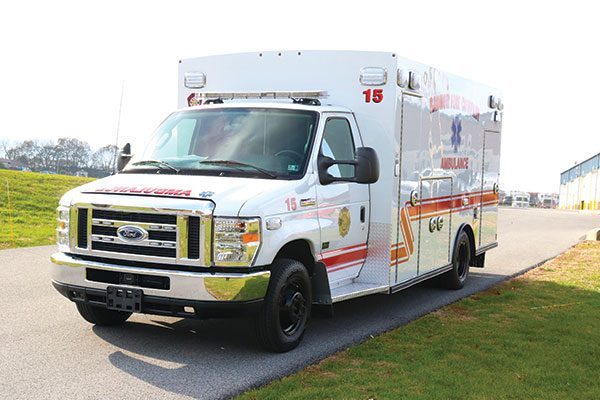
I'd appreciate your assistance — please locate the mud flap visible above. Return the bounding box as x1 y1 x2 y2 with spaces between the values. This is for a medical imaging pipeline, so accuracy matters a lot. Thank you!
311 261 333 317
472 252 485 268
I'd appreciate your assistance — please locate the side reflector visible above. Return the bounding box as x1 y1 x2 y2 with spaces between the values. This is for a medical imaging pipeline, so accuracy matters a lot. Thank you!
184 72 206 89
360 67 387 86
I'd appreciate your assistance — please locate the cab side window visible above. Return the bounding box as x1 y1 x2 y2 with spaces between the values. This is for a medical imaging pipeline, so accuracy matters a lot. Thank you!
321 118 355 178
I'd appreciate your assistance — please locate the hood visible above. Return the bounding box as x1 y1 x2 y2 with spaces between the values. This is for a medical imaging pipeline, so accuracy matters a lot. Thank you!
72 173 296 215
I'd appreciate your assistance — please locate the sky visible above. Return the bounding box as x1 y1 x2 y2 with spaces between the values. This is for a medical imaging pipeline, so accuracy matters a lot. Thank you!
1 0 599 193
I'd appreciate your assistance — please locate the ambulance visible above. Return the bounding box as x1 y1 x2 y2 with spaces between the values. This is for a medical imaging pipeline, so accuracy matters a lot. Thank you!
51 51 503 352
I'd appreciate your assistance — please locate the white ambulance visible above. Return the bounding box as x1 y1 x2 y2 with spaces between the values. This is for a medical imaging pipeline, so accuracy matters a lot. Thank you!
51 51 503 352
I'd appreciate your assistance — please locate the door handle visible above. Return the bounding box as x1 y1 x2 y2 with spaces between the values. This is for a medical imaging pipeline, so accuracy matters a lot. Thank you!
360 206 366 223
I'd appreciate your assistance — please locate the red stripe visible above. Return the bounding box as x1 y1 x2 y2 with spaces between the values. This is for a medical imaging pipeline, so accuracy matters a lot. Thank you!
390 244 408 261
405 189 496 208
409 193 499 219
411 199 499 221
320 243 366 257
419 189 494 204
400 208 414 255
327 260 364 273
323 248 368 268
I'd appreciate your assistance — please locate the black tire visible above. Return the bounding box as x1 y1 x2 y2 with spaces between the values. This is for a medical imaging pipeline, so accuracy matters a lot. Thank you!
75 303 131 326
256 258 312 352
441 230 472 289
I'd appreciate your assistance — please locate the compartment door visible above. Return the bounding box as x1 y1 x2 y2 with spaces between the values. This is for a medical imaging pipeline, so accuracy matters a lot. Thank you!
393 93 423 284
417 177 453 275
480 130 501 247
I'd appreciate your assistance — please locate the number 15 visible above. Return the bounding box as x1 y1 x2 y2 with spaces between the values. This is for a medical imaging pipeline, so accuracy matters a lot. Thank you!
363 89 383 103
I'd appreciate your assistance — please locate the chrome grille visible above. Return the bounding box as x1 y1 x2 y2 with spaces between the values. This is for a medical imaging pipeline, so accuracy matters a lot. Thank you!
90 209 178 259
92 209 176 225
69 197 214 268
92 241 177 257
77 208 88 249
188 216 200 259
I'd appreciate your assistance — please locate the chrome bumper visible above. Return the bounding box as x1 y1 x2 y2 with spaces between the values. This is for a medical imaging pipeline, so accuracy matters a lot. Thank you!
50 252 270 302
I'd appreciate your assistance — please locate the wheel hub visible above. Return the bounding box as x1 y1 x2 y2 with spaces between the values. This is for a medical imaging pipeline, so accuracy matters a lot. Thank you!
280 284 307 336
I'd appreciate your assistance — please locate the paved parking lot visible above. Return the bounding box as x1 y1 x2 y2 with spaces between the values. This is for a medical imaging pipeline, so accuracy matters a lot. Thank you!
0 208 597 399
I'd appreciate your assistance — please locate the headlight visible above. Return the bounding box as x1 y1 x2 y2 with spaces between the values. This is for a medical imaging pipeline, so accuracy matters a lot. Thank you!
56 206 70 248
213 217 260 267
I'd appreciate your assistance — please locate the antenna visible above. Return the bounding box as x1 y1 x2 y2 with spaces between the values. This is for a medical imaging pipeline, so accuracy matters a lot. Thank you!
114 80 125 174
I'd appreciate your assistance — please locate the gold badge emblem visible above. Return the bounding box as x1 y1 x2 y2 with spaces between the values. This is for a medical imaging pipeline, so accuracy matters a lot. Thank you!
338 207 351 238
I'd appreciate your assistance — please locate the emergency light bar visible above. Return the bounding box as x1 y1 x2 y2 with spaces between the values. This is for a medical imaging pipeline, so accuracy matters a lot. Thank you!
192 90 328 100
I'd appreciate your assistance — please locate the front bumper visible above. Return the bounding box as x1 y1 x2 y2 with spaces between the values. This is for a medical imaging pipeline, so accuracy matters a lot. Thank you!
50 252 270 304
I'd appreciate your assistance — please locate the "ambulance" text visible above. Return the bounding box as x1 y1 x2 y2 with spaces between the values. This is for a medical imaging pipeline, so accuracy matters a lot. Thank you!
440 157 469 169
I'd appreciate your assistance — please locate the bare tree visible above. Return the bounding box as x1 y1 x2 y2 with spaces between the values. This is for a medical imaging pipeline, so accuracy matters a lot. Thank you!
1 137 117 175
91 144 118 174
6 140 42 169
0 139 10 158
38 143 60 171
55 137 91 173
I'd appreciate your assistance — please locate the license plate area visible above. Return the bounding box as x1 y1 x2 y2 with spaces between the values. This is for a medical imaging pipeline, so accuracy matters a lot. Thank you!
106 286 142 312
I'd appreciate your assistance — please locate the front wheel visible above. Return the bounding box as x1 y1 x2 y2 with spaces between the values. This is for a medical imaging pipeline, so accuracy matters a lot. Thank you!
441 230 472 289
256 259 312 352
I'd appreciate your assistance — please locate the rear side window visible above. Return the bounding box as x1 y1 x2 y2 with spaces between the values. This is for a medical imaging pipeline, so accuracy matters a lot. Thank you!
320 118 355 178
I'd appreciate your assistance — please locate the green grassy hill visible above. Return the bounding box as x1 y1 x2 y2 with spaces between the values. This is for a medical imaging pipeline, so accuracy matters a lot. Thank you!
0 170 94 250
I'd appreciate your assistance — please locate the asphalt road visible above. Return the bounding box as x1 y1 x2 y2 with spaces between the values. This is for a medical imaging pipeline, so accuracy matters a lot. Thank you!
1 208 598 400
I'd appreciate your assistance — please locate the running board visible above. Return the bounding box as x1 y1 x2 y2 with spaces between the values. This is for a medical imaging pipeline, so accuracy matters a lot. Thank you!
476 242 498 256
330 282 388 303
390 264 453 294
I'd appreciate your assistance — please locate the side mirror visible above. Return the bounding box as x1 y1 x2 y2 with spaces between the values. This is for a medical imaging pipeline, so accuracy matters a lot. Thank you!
117 143 133 172
354 147 380 184
318 146 379 185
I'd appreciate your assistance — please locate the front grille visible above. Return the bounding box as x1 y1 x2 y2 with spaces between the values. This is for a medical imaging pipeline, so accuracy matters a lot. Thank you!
90 208 179 259
92 241 177 258
77 208 88 248
91 225 176 242
148 230 177 241
91 225 117 236
73 206 208 265
188 216 200 259
92 209 176 225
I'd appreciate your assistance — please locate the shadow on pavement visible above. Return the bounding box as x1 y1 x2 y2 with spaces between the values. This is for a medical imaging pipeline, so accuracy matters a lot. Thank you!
93 271 514 399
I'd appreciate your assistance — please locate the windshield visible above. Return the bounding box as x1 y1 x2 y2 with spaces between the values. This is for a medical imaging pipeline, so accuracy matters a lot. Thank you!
125 108 319 179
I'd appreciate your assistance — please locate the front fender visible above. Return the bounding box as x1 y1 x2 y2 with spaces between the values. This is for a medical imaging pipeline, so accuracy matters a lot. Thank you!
253 212 321 266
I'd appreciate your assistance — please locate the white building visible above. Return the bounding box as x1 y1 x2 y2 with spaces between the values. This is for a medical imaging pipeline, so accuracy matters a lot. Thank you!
559 154 599 210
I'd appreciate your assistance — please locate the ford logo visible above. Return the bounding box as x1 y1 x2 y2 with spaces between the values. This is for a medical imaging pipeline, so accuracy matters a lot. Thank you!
117 225 148 242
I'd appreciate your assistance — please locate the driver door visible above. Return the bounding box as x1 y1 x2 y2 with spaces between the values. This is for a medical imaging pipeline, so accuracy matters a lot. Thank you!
315 114 370 287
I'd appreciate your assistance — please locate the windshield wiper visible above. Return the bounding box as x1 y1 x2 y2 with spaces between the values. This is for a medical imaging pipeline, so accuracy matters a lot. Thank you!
130 159 180 173
199 160 277 179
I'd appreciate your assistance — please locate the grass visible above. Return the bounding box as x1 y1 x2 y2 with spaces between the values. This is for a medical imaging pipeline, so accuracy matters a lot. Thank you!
0 170 93 249
238 242 600 400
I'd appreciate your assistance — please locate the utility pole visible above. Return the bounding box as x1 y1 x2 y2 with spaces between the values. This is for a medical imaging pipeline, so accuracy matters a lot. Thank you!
114 81 125 174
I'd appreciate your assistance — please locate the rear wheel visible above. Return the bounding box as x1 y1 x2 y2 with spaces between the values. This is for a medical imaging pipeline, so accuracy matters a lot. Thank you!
441 230 472 289
256 259 311 352
75 303 131 326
